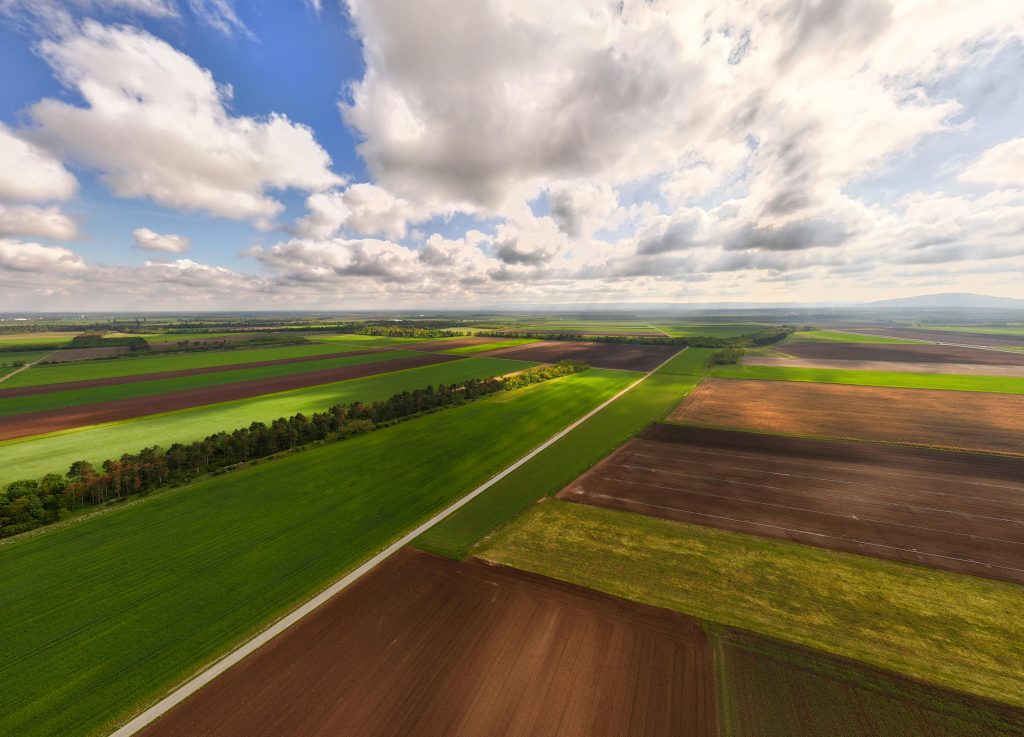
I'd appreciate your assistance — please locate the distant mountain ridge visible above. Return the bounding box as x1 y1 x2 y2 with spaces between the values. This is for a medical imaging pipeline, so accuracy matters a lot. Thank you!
868 293 1024 309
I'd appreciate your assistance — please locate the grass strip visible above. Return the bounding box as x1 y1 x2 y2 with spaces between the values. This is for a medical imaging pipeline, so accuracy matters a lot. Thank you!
711 364 1024 393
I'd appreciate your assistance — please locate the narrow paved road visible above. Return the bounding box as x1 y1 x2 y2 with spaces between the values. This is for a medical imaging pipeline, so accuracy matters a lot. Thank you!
109 347 687 737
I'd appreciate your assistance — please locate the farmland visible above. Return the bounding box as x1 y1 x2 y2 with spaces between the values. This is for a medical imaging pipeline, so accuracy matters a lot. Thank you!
776 341 1024 365
137 549 717 737
0 356 532 485
781 329 918 344
672 377 1024 454
743 355 1024 376
846 327 1024 348
0 368 633 737
712 364 1024 392
480 340 680 370
480 500 1024 708
558 424 1024 583
0 352 462 439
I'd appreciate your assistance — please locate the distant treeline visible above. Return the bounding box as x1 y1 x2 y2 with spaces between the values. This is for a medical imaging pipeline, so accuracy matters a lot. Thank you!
353 326 454 338
0 361 585 539
710 346 744 365
69 335 150 351
476 326 795 348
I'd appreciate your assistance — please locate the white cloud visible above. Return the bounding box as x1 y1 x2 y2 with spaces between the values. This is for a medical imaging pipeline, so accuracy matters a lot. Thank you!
132 227 191 253
296 183 424 240
0 205 78 240
0 123 77 202
31 22 342 225
0 239 86 272
186 0 249 37
959 137 1024 188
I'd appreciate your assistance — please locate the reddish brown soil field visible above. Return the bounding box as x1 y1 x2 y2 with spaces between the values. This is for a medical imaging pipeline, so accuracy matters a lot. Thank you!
0 353 462 441
139 549 718 737
480 341 678 371
745 356 1024 376
847 328 1024 348
716 628 1024 737
780 342 1024 365
670 378 1024 455
404 337 502 351
41 346 133 362
0 348 390 399
559 424 1024 583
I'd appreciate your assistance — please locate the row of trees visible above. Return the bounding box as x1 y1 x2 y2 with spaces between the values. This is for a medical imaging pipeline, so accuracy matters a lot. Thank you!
0 361 586 539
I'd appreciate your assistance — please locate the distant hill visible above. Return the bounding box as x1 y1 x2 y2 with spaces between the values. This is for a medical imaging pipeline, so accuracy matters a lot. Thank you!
868 293 1024 309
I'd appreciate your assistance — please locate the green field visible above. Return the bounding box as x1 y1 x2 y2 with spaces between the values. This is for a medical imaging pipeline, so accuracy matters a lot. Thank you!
712 364 1024 393
0 368 629 737
415 348 713 558
656 346 715 375
481 501 1024 708
783 329 919 344
3 340 391 388
0 350 427 417
0 350 49 367
0 357 533 486
919 326 1024 337
713 628 1022 737
654 323 765 338
0 332 77 348
442 338 538 354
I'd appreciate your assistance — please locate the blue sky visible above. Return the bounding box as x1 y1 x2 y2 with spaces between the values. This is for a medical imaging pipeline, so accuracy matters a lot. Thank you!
0 1 1022 309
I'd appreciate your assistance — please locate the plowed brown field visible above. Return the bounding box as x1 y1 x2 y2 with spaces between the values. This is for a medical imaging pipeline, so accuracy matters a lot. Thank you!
744 356 1024 376
671 378 1024 455
480 341 678 371
559 424 1024 582
847 328 1024 348
780 342 1024 365
138 549 718 737
0 353 463 440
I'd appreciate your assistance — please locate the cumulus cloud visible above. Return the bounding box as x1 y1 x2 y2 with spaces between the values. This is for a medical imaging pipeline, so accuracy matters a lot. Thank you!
0 205 78 240
132 227 191 253
295 183 423 240
31 22 341 225
959 137 1024 188
546 183 619 239
0 123 77 202
0 239 86 272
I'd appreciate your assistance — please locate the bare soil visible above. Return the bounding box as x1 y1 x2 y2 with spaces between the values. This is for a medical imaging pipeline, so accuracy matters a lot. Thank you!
0 353 463 441
847 328 1024 348
745 356 1024 376
559 423 1024 583
780 342 1024 365
0 348 391 399
479 341 678 371
670 378 1024 455
138 548 718 737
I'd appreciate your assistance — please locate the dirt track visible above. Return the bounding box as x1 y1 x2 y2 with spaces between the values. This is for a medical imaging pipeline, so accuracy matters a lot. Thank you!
780 342 1024 365
560 424 1024 583
480 341 678 371
670 378 1024 455
745 356 1024 376
139 549 718 737
847 328 1024 348
0 353 463 441
0 348 390 399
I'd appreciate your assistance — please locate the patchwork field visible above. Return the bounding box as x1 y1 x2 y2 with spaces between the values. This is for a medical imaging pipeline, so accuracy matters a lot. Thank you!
715 628 1024 737
848 327 1024 348
138 549 717 737
480 501 1024 708
404 336 505 351
745 355 1024 376
778 341 1024 365
652 323 766 338
480 340 679 371
0 352 462 440
559 424 1024 583
0 357 532 485
0 369 633 737
782 329 916 344
671 378 1024 454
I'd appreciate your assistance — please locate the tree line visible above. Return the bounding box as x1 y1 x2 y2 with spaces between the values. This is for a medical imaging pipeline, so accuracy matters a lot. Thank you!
0 361 586 540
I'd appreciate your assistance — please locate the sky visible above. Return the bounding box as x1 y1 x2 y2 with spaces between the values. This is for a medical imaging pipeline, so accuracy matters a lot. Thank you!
0 0 1022 311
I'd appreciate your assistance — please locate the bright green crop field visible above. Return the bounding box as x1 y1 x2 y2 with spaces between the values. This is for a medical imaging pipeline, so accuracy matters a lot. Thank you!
653 323 765 338
0 357 534 486
481 501 1024 709
2 339 401 388
0 332 77 347
442 338 538 354
0 350 49 367
712 364 1024 393
0 350 427 417
0 368 630 737
415 348 714 558
783 330 918 344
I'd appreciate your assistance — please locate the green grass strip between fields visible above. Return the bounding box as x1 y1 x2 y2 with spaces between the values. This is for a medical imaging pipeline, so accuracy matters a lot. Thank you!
783 330 918 344
480 501 1024 709
712 364 1024 393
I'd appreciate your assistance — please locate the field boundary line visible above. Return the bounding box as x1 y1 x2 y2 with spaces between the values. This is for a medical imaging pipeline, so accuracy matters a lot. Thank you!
107 347 687 737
